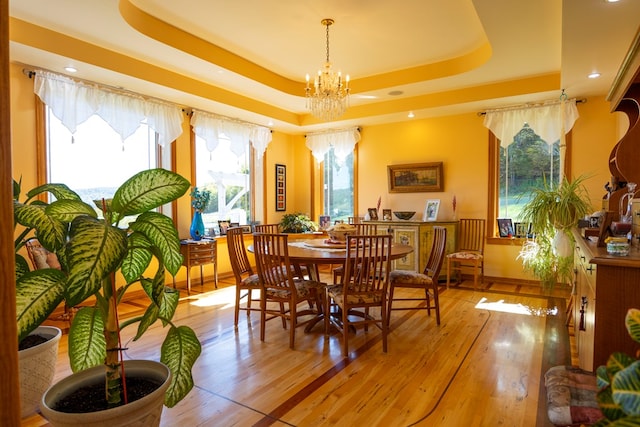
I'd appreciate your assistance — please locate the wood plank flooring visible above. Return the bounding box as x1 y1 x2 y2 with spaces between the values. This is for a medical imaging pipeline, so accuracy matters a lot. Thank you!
23 268 572 426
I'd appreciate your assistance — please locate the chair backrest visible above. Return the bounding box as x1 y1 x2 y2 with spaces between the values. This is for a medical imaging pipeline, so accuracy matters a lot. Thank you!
24 238 61 270
343 234 392 294
355 223 378 235
254 224 280 233
226 227 254 281
457 219 486 254
253 233 295 293
423 226 447 278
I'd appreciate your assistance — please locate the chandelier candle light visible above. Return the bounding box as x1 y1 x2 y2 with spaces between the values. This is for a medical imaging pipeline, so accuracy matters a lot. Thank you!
306 18 350 121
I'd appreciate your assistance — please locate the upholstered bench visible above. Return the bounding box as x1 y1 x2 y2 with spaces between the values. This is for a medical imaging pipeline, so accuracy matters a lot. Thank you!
544 365 603 426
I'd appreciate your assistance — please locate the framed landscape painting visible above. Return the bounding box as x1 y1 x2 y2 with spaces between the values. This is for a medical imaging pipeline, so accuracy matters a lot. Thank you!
388 162 443 193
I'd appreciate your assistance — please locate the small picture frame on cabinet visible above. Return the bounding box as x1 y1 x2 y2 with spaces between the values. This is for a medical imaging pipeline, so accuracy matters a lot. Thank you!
382 209 392 220
368 208 379 220
423 199 440 221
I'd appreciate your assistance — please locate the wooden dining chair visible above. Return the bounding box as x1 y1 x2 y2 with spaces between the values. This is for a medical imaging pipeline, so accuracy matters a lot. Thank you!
226 226 263 327
253 233 326 349
387 226 446 326
446 218 486 290
348 216 364 224
326 234 392 357
254 224 280 233
333 223 378 284
332 223 379 284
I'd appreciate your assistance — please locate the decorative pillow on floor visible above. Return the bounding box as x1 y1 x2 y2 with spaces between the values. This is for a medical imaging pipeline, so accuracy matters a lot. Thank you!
544 365 603 426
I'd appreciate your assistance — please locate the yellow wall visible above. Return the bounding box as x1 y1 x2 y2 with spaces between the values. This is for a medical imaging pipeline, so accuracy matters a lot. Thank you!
9 61 622 283
355 98 619 280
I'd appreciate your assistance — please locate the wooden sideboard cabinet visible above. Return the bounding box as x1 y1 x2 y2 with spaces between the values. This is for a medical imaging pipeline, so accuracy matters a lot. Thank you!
174 238 218 294
366 220 458 278
572 229 640 371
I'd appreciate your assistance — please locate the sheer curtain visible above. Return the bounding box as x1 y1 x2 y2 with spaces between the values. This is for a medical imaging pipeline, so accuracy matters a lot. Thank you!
305 127 361 162
483 99 579 181
190 110 272 157
34 70 183 147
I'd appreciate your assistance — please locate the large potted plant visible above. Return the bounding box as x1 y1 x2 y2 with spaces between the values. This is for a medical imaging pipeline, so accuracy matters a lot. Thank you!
594 308 640 425
13 169 201 425
517 176 591 287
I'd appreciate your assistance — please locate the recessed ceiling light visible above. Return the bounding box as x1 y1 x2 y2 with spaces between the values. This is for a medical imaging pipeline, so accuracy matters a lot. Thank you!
588 72 601 79
64 66 77 73
605 0 620 3
388 90 403 96
408 111 415 118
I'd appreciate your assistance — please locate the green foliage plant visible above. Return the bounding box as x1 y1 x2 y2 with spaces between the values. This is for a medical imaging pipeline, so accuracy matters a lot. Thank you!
13 168 201 408
279 212 319 233
517 176 591 288
594 308 640 425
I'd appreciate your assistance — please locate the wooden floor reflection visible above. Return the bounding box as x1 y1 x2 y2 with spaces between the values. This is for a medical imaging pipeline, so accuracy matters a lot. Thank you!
24 269 571 427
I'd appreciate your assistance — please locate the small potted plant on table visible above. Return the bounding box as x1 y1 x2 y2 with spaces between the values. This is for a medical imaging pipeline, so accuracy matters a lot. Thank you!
279 212 319 233
14 169 201 426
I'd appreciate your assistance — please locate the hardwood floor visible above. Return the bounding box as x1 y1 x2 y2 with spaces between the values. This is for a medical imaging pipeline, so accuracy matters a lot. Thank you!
24 268 572 426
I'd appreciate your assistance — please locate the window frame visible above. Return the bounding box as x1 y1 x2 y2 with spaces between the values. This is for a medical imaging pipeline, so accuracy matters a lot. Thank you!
486 130 572 243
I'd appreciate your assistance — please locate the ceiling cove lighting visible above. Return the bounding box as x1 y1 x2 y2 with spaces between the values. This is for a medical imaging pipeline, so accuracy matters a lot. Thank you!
305 18 349 122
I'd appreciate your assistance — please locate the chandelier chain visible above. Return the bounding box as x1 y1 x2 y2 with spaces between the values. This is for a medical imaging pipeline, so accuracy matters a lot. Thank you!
325 21 330 63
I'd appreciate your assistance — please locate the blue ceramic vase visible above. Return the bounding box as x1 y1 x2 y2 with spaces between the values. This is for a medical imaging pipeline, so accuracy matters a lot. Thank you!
190 211 205 240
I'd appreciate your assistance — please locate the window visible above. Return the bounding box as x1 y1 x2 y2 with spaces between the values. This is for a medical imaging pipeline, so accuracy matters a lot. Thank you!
488 126 571 238
323 146 355 223
484 100 579 239
498 124 560 218
46 107 164 213
194 134 252 231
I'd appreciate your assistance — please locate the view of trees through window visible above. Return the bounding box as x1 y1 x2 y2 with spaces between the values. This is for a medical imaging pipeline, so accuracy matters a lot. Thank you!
194 135 251 233
499 123 560 221
323 147 354 223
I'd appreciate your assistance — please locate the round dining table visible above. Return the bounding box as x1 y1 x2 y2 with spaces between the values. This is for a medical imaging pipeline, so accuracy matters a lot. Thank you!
249 238 414 282
248 237 414 332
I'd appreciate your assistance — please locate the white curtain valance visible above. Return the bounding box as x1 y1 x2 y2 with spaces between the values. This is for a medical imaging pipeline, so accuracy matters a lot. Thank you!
483 99 579 147
305 127 361 162
34 70 183 146
190 110 272 158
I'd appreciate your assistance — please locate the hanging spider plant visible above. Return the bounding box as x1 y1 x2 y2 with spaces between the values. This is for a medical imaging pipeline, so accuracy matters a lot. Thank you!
517 175 592 288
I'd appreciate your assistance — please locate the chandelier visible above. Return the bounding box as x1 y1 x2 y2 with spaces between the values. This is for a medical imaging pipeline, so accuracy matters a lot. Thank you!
305 18 350 121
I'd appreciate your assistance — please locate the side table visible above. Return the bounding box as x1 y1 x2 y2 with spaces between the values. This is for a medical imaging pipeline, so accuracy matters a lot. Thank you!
174 239 218 294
